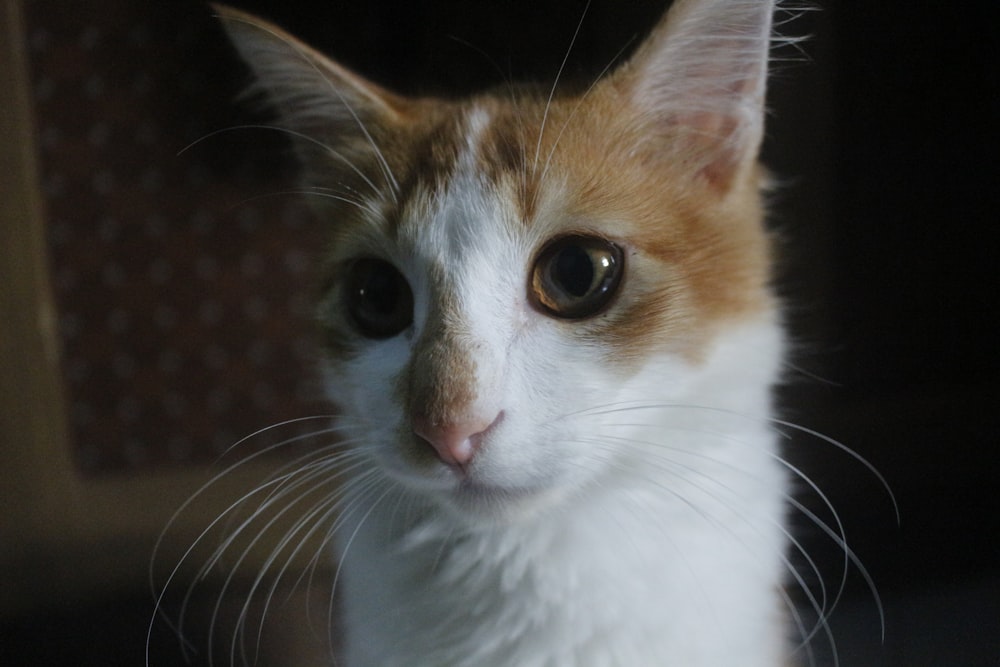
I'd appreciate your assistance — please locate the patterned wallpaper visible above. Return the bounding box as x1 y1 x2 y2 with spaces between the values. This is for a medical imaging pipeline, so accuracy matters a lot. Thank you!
24 0 332 475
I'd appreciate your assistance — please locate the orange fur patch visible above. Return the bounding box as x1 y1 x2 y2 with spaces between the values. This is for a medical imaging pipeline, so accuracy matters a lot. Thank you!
466 85 773 365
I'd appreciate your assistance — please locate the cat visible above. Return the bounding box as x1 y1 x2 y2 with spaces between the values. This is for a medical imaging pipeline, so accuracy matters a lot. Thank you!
203 0 818 665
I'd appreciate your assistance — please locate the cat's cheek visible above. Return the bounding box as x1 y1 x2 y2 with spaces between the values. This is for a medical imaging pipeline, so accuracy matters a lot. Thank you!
322 343 412 428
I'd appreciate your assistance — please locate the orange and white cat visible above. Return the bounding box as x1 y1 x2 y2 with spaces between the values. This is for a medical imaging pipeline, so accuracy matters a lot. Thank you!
216 0 797 664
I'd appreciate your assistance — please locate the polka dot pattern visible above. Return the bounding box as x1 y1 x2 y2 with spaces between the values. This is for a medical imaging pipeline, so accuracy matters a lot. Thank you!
26 0 333 475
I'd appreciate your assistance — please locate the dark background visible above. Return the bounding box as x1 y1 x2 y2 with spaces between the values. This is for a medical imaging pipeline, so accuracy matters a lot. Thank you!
4 0 998 665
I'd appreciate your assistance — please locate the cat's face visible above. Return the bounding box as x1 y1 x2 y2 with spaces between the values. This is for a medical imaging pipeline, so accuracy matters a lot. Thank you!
313 100 771 522
216 0 776 523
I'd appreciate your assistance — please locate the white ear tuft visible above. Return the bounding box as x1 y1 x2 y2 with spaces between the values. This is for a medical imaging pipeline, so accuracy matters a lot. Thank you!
625 0 776 187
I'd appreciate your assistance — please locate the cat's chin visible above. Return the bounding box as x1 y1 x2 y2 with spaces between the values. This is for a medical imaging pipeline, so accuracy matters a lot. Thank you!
420 477 565 525
454 480 539 505
375 448 575 524
382 470 562 527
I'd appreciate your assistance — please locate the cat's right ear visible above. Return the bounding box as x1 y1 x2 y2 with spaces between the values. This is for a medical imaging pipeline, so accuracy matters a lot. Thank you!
212 4 409 168
615 0 776 191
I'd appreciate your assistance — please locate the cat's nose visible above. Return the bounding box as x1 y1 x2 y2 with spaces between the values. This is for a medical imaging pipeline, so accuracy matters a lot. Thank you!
412 412 503 469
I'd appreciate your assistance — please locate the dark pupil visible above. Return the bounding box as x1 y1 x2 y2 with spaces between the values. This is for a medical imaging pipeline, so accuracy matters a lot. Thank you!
346 259 413 338
553 245 594 297
358 269 400 315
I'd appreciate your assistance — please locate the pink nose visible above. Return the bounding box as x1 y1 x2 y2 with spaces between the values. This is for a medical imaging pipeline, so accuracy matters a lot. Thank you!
413 412 502 468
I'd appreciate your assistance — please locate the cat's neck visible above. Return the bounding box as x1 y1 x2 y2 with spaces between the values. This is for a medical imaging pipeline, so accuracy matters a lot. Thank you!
340 460 787 667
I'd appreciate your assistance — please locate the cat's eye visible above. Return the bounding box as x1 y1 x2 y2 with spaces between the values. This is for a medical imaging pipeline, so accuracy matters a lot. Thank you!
530 235 624 319
344 258 414 338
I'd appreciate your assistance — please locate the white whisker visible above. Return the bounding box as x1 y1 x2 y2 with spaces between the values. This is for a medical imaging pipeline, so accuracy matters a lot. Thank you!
232 188 380 218
537 36 635 184
578 431 829 643
177 123 386 201
233 466 384 666
532 0 591 173
544 396 895 658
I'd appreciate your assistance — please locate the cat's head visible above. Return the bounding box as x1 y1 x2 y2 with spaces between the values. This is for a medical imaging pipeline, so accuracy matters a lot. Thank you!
216 0 781 524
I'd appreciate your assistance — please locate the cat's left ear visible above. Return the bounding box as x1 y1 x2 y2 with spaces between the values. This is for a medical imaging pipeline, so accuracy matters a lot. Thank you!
212 4 410 174
619 0 776 189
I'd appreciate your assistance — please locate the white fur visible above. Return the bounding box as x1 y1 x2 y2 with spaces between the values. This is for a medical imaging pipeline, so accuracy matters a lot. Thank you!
322 103 789 666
